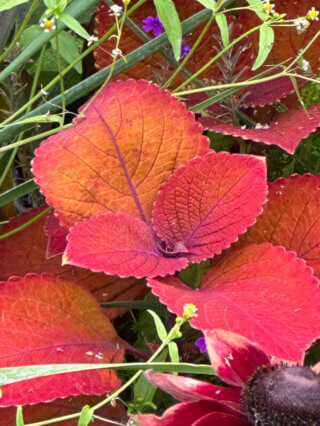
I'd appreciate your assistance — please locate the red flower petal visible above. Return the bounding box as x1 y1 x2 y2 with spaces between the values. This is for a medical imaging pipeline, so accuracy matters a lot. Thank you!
204 330 270 387
44 211 68 258
144 371 241 411
0 207 146 319
0 274 123 406
148 243 320 361
237 174 320 278
193 412 249 426
32 80 208 228
199 106 320 154
136 400 233 426
153 152 267 262
64 213 188 278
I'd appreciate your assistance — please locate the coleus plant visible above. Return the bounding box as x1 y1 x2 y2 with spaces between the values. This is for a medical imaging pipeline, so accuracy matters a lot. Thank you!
32 79 320 362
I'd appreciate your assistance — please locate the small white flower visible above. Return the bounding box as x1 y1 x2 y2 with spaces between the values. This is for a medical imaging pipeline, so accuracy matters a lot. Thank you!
183 303 198 319
307 7 319 21
40 18 56 32
44 111 51 121
263 1 275 14
302 59 310 71
294 18 310 34
112 47 122 57
255 123 269 130
87 35 98 46
109 4 122 16
40 87 48 96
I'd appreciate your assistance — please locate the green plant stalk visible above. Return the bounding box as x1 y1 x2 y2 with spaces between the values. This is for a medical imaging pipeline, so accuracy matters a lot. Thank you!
0 124 72 153
54 29 66 123
101 300 165 311
0 206 51 239
285 29 320 71
0 0 41 63
173 24 262 93
0 44 46 190
0 0 148 128
0 7 211 142
162 11 215 89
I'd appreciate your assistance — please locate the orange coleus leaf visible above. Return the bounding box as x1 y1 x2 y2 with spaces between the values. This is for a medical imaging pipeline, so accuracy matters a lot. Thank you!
0 395 127 425
32 80 209 228
0 274 123 406
0 207 146 319
239 0 320 73
148 243 320 361
236 174 320 278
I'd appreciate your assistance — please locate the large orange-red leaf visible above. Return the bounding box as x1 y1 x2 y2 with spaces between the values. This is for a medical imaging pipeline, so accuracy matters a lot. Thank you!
239 0 320 73
148 243 320 361
32 80 209 228
63 213 188 278
152 151 267 262
0 274 123 406
0 395 127 425
236 174 320 278
0 207 146 319
199 105 320 154
44 211 68 258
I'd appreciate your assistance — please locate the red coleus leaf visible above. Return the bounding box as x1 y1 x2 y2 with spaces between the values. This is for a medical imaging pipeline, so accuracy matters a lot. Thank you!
32 80 208 228
153 151 267 262
64 151 267 278
199 105 320 154
148 243 320 360
236 174 320 278
44 211 68 258
0 274 123 406
239 0 320 73
0 207 146 319
63 214 188 278
0 395 127 425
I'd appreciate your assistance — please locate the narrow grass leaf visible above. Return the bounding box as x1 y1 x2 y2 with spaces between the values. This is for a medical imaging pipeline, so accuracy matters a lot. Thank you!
216 13 229 47
147 310 167 342
252 24 274 70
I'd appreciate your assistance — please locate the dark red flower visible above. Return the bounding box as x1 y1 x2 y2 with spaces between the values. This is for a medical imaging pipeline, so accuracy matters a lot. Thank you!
136 330 320 425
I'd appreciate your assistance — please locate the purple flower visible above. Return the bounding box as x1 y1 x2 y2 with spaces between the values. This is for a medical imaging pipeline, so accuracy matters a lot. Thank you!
181 40 191 57
195 336 207 353
142 15 164 37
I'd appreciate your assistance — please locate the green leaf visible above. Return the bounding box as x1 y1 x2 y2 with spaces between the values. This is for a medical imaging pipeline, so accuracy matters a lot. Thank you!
43 0 56 9
0 114 63 127
50 30 82 73
216 13 229 47
0 179 38 208
0 0 27 12
78 405 93 426
195 0 216 9
252 24 274 70
0 362 216 385
59 13 90 40
153 0 182 61
247 0 269 21
147 310 167 342
168 341 179 363
16 406 24 426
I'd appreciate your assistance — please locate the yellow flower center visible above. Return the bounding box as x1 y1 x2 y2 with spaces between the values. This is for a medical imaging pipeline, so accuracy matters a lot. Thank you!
43 19 54 30
264 3 274 12
307 8 319 20
183 303 198 319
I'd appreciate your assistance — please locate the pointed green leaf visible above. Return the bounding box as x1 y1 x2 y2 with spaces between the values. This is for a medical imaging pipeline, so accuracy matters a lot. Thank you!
195 0 216 9
216 13 229 47
252 24 274 70
78 405 93 426
147 310 167 342
16 406 24 426
50 30 82 73
153 0 182 61
0 0 27 12
247 0 269 21
59 13 90 40
168 341 179 363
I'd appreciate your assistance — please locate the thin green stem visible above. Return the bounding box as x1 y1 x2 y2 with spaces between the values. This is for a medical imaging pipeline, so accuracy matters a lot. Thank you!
285 29 320 71
54 30 66 123
161 11 216 89
0 0 41 63
173 24 262 93
0 207 51 240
